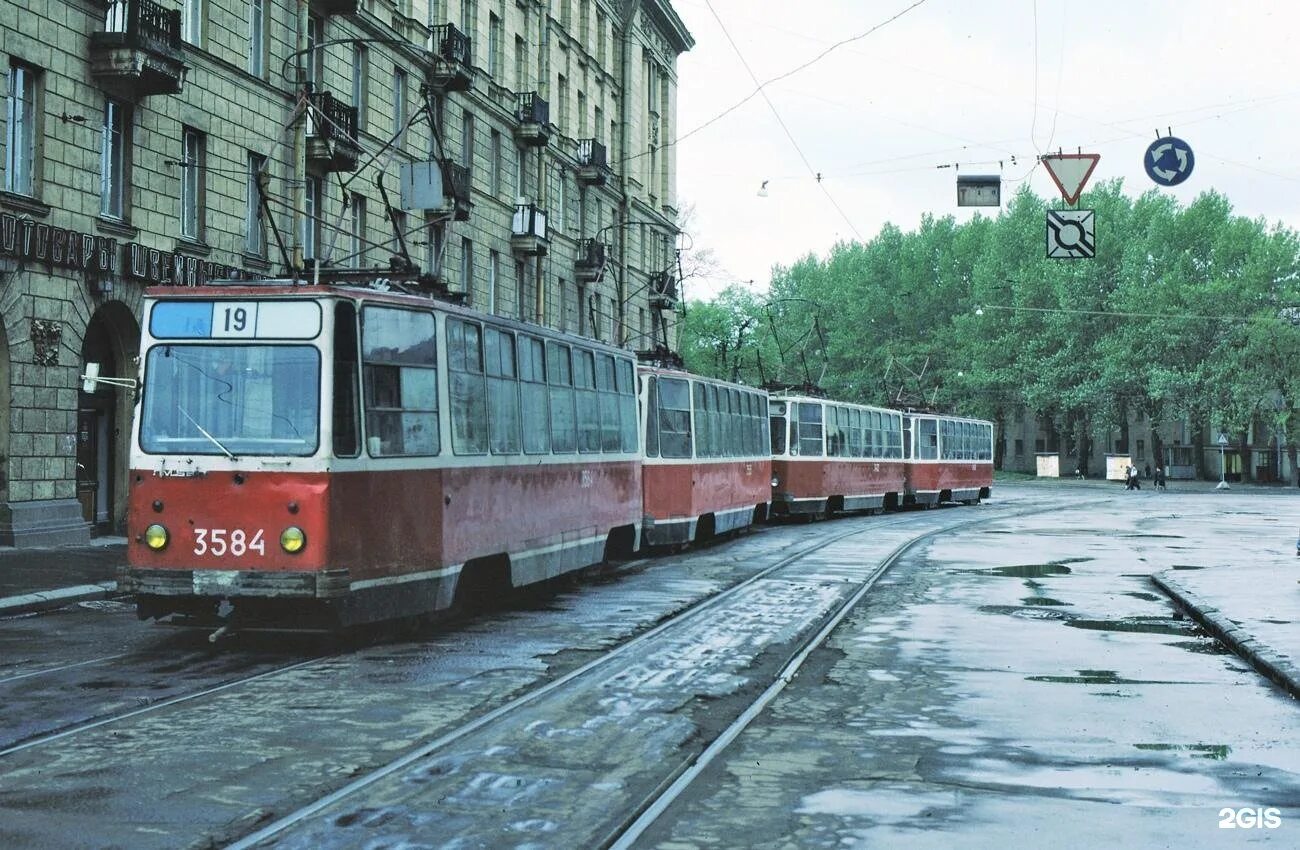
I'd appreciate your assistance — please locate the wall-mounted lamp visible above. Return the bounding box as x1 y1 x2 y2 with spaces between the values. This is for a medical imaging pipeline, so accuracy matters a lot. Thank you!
757 180 769 198
974 305 984 316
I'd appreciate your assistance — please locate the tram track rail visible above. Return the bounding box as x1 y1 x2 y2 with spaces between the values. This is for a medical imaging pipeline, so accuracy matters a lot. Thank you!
223 500 1065 850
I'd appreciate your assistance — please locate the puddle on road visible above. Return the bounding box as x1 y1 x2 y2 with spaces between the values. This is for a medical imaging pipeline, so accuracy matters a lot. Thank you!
1066 617 1201 637
978 605 1073 621
969 564 1074 578
1134 743 1231 760
1027 669 1196 685
1020 596 1068 606
1166 639 1230 655
1124 591 1162 602
1171 565 1207 571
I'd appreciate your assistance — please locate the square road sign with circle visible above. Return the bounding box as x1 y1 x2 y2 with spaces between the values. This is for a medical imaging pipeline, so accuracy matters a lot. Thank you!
1046 209 1096 259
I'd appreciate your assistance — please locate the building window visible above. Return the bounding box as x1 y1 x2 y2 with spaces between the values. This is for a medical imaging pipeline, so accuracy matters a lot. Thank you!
516 260 527 320
557 74 568 132
245 152 266 256
350 192 366 266
393 67 407 143
514 35 526 91
390 209 406 267
488 12 503 79
461 237 473 292
305 14 324 86
303 175 322 262
351 44 369 129
180 127 204 240
248 0 266 77
461 109 474 171
182 0 203 46
577 91 587 136
596 11 606 65
3 61 37 196
1014 438 1024 457
426 216 445 276
488 249 498 313
559 278 569 332
99 99 128 220
461 0 478 65
490 129 501 195
577 283 587 335
1136 439 1146 461
515 146 526 199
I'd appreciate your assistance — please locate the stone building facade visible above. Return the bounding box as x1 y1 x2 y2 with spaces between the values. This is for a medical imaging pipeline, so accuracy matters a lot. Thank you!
0 0 692 545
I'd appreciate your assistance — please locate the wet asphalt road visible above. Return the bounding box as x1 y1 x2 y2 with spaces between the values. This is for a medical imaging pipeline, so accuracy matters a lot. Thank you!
0 485 1298 848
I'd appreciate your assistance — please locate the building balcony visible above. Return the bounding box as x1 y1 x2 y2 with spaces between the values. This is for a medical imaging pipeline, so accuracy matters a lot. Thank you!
648 270 678 309
305 91 360 173
89 0 187 98
312 0 358 14
511 204 549 257
426 23 473 92
575 139 610 187
575 238 606 282
513 92 550 148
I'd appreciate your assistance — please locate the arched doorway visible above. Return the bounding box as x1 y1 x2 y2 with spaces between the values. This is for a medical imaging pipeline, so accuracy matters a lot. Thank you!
79 302 139 535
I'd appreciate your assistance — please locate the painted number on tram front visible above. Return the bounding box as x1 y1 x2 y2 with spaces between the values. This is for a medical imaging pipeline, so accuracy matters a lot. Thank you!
194 528 266 557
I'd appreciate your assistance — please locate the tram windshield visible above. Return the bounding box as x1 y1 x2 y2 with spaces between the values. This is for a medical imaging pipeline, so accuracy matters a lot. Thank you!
140 344 321 457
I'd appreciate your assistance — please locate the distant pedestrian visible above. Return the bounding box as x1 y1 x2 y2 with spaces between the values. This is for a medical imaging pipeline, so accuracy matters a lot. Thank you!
1126 465 1141 491
1155 466 1166 491
1144 463 1151 480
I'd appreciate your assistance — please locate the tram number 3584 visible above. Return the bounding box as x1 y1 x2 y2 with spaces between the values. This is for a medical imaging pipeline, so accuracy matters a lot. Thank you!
193 528 267 557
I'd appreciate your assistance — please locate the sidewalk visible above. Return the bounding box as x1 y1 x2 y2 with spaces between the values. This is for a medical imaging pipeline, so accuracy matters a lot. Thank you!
0 537 126 616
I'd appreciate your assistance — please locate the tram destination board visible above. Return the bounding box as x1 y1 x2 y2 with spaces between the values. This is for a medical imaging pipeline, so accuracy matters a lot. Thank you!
149 300 323 340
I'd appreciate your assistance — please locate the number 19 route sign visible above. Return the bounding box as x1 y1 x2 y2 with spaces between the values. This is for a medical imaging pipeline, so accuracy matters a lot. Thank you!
1040 153 1101 205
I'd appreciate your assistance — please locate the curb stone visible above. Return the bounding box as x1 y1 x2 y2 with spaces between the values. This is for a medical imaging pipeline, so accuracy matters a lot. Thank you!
0 582 120 617
1152 571 1300 701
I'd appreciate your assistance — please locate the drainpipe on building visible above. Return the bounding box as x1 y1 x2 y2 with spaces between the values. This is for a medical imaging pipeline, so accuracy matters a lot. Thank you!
293 0 308 284
617 0 641 347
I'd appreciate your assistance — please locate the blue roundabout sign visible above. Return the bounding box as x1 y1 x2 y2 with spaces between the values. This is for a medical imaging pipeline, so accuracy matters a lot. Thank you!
1144 136 1195 187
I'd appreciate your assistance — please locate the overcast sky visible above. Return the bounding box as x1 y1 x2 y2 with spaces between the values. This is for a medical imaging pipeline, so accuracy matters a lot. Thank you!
670 0 1300 300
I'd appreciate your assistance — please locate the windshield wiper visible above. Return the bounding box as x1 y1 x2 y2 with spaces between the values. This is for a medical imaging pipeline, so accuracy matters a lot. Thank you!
178 404 237 460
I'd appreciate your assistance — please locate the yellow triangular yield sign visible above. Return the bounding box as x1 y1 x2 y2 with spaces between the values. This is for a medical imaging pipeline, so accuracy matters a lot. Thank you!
1041 153 1100 205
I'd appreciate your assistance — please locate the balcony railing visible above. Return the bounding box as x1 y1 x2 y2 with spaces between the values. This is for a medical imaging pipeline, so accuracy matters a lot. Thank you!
649 270 678 306
92 0 185 96
512 204 548 239
307 91 357 142
428 23 471 65
517 92 549 125
576 239 606 268
577 139 607 169
441 160 472 221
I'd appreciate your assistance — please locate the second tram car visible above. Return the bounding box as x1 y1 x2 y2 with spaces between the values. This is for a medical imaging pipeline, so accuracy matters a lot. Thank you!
902 413 995 505
120 282 642 629
767 393 907 518
639 367 771 545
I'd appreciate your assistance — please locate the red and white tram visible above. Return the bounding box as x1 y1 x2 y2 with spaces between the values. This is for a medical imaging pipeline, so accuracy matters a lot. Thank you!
638 367 771 545
767 393 907 518
120 282 642 629
901 413 995 506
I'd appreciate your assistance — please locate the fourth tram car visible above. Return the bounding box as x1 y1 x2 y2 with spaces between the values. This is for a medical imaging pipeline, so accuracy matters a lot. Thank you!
902 413 995 506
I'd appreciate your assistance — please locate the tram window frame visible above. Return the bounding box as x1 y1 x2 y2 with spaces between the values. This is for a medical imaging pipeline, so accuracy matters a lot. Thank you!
656 376 692 458
574 348 600 453
332 301 361 457
484 325 522 455
643 375 660 457
517 334 549 454
546 340 576 453
770 406 788 456
361 305 439 457
796 402 824 457
919 418 938 460
616 358 637 453
693 382 712 457
596 352 621 451
447 317 489 455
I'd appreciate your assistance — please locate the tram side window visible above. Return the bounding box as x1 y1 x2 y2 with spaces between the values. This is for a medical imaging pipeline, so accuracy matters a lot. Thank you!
333 302 360 456
657 377 692 458
644 375 660 457
362 306 438 457
517 335 549 454
574 348 600 453
448 318 488 454
546 341 576 453
484 327 521 455
596 353 620 451
797 402 824 457
616 359 637 452
770 409 787 455
919 418 938 460
825 406 842 457
693 383 712 457
744 393 758 456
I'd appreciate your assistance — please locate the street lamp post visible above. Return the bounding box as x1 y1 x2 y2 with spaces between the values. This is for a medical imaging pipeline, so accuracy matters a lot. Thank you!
1216 433 1230 490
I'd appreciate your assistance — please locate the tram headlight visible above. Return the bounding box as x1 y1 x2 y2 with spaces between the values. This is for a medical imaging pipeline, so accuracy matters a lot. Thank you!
143 524 169 551
280 526 306 554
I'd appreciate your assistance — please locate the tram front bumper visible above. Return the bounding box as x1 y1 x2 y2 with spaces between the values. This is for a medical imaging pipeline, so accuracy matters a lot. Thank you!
121 568 351 599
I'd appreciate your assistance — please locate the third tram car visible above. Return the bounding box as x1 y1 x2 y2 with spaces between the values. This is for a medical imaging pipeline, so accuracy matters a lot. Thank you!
639 367 771 545
120 281 642 629
902 413 995 506
767 392 907 518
